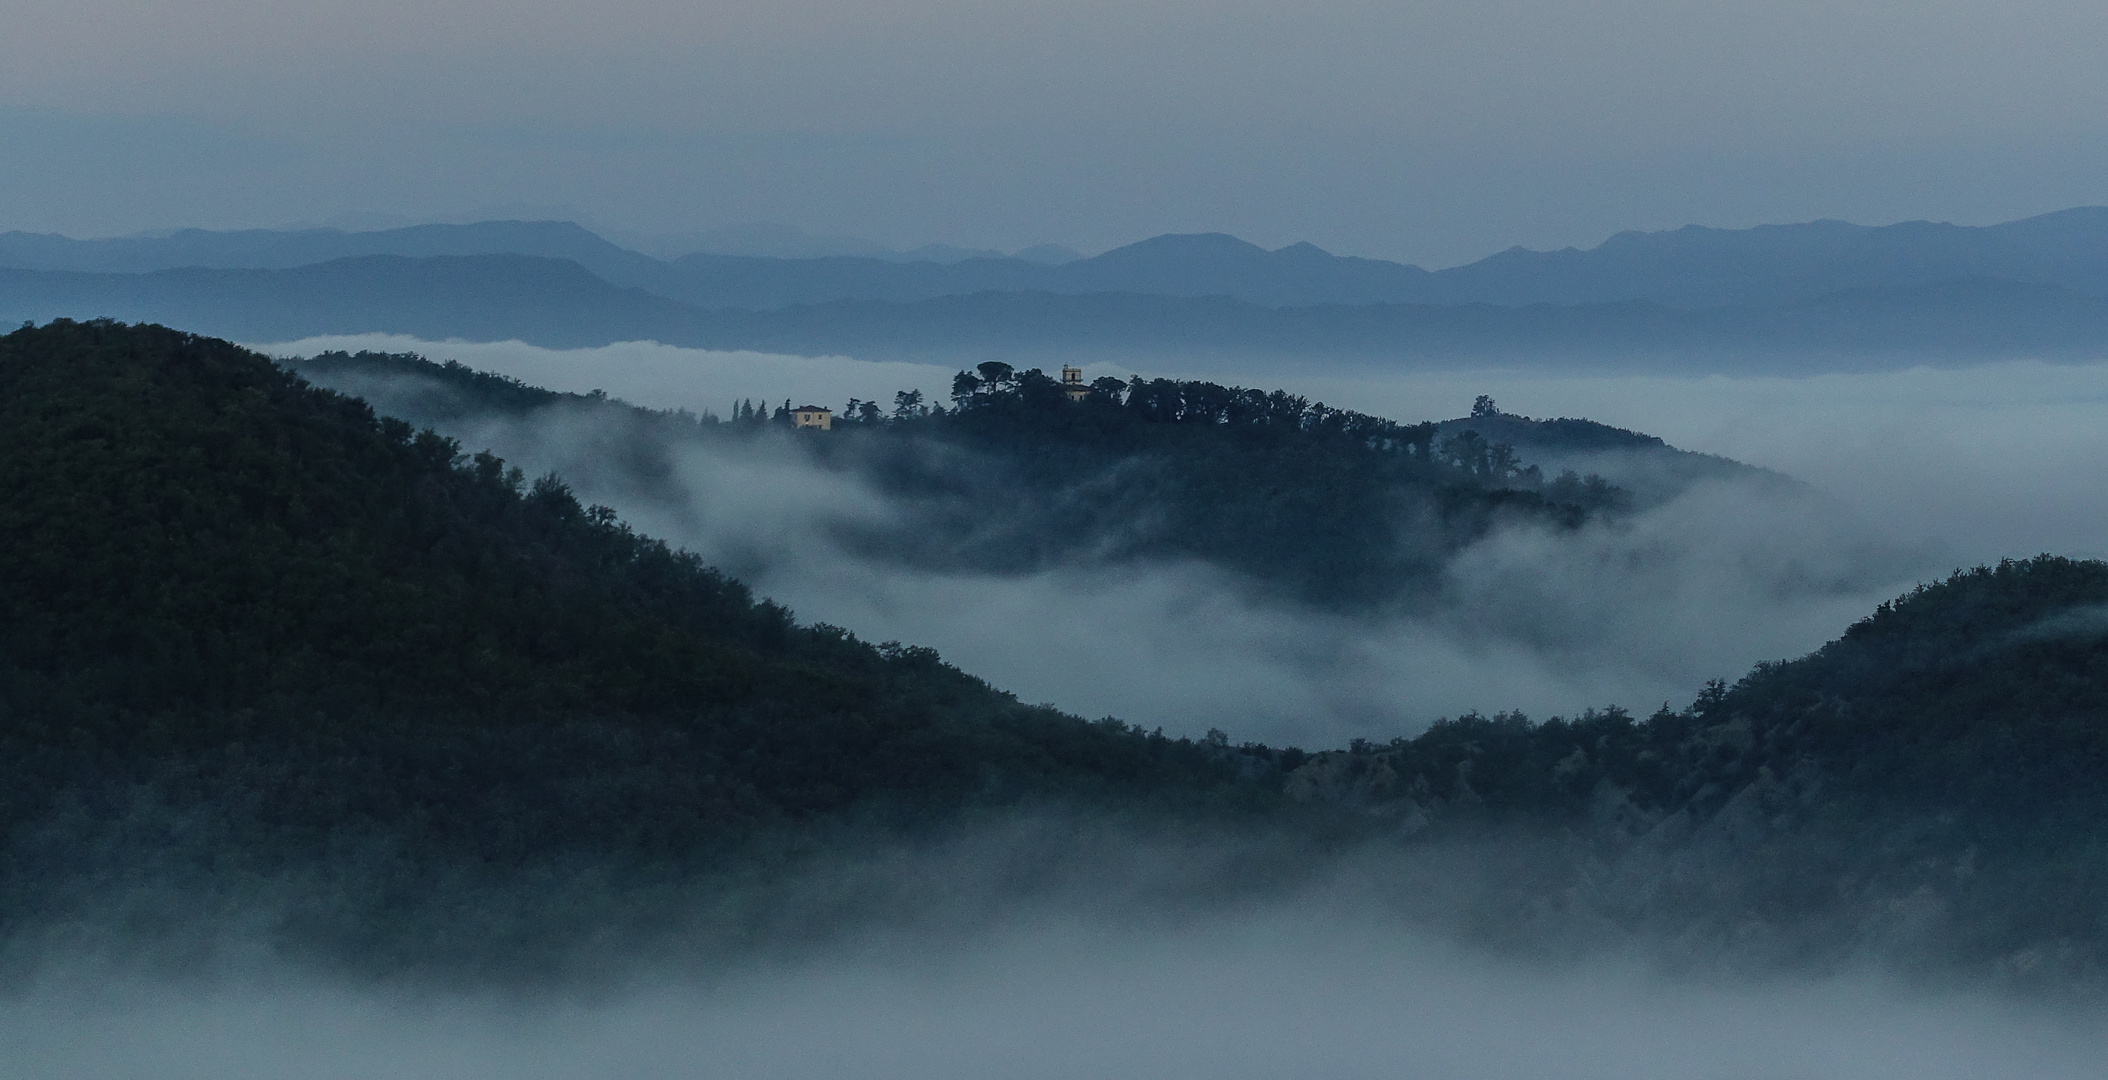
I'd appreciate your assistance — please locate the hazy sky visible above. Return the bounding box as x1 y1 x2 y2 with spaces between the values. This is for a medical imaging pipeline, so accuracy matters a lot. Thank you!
7 0 2108 263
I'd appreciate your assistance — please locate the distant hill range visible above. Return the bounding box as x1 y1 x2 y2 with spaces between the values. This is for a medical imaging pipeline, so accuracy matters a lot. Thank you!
8 210 2108 367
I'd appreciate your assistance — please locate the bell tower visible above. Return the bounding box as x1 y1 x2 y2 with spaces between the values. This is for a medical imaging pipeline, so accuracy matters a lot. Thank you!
1060 365 1089 402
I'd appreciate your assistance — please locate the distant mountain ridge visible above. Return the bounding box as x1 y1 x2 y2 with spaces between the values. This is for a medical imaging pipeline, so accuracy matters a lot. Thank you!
615 221 1081 264
8 256 2108 371
1433 207 2108 306
0 255 696 349
0 220 668 288
9 207 2108 312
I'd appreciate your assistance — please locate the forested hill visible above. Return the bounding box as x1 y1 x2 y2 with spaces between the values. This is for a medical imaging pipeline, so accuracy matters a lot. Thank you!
0 321 1268 944
296 351 1635 608
1295 556 2108 839
845 364 1628 605
1284 556 2108 974
1437 405 1788 506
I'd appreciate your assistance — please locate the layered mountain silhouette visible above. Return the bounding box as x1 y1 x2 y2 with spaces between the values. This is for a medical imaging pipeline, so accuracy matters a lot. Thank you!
7 210 2108 366
0 255 696 348
13 210 2108 307
7 257 2104 370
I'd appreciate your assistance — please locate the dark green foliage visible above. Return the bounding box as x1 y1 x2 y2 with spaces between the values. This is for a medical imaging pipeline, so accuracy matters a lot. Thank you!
1321 557 2108 837
0 321 1267 911
1720 556 2108 828
1296 558 2108 973
831 367 1615 606
861 367 1611 602
294 349 1622 609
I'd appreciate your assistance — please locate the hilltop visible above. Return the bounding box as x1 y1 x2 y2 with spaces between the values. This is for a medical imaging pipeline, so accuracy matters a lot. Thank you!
1436 404 1790 507
296 349 1635 608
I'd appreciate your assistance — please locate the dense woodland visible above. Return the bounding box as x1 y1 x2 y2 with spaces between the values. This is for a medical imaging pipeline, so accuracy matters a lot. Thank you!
1300 556 2108 969
851 363 1629 605
6 322 2108 982
302 350 1627 607
0 322 1288 970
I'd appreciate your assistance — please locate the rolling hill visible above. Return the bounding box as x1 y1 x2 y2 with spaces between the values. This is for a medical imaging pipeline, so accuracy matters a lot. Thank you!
0 319 1272 970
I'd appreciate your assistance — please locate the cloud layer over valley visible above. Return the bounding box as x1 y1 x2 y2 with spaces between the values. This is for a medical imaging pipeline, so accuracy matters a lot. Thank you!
11 917 2105 1080
256 334 2107 746
10 327 2107 1079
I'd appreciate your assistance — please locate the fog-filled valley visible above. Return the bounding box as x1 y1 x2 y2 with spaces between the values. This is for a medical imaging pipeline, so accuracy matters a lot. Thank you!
6 313 2108 1080
0 278 2099 1080
271 332 2099 744
20 0 2108 1067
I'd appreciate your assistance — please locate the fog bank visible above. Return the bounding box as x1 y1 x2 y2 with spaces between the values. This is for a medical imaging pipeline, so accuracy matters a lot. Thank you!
1269 360 2108 563
6 913 2101 1080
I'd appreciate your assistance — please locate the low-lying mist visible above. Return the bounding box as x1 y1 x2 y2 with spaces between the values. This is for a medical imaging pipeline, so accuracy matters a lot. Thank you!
8 814 2106 1080
253 333 2078 745
1276 361 2108 564
9 934 2102 1080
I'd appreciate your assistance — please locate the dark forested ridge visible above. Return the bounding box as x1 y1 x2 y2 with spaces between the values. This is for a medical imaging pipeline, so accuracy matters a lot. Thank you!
1436 405 1789 507
826 365 1642 606
0 321 1276 964
298 350 1629 608
1287 556 2108 974
8 321 2108 982
864 366 1613 605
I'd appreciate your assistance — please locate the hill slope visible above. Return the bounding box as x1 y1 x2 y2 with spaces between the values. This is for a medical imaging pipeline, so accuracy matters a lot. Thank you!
1436 409 1790 506
1287 556 2108 975
0 321 1268 967
294 349 1633 609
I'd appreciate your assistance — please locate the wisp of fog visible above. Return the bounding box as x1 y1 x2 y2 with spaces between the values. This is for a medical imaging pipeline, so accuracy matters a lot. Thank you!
256 333 2108 746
